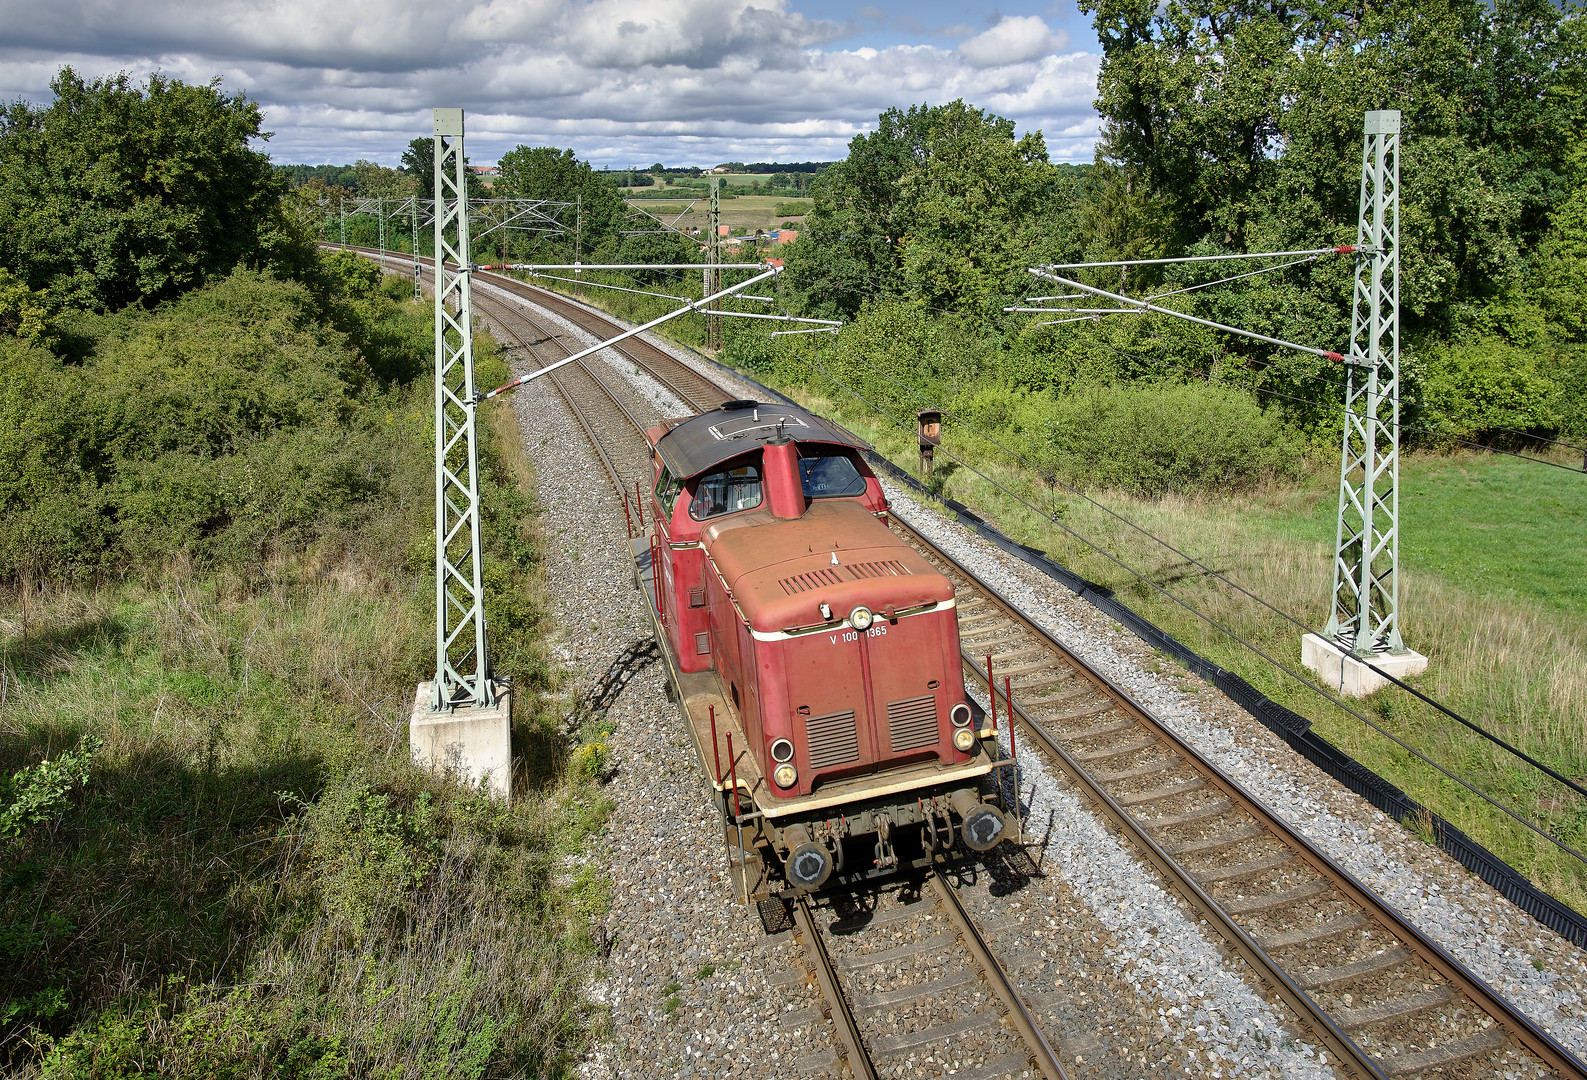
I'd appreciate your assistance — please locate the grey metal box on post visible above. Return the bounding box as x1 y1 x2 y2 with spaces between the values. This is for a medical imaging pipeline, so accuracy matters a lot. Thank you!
410 681 513 804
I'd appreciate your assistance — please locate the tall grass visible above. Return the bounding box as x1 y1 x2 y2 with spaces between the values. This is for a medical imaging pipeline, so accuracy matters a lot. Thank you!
0 339 608 1076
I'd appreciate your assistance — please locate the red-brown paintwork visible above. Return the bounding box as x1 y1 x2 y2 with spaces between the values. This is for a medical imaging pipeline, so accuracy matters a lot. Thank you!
645 425 970 799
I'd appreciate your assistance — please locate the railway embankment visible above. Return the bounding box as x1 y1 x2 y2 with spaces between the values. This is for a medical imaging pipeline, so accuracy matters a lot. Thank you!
0 255 608 1074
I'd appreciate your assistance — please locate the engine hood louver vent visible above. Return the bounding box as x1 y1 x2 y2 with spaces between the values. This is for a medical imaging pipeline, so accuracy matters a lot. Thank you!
845 559 910 581
804 709 859 769
778 567 844 594
887 695 939 753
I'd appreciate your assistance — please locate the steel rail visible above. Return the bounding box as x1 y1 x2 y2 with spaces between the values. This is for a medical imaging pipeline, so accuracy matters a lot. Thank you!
927 867 1069 1080
470 290 649 498
890 514 1587 1080
955 643 1385 1079
791 895 879 1080
477 275 720 412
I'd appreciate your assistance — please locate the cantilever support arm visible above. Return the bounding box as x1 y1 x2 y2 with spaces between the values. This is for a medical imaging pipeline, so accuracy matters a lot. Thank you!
477 265 782 400
1028 270 1347 365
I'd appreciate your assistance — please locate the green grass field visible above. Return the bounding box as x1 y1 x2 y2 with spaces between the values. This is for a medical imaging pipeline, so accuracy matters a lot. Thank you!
1249 454 1587 617
623 193 806 238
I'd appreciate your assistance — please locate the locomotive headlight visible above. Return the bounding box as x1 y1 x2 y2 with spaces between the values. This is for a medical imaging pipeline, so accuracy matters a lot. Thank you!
953 728 976 752
849 605 874 631
770 739 795 763
950 702 973 728
774 762 798 789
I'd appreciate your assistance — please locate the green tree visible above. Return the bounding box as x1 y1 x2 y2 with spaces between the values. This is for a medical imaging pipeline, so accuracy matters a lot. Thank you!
785 101 1073 319
895 101 1066 314
400 138 485 200
401 138 435 197
783 104 939 318
0 68 297 311
1080 0 1585 337
352 159 416 199
494 146 625 256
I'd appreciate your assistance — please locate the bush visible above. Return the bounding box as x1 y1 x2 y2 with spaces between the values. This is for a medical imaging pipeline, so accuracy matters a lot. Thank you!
0 339 111 579
0 262 432 581
1419 337 1563 443
1046 382 1306 496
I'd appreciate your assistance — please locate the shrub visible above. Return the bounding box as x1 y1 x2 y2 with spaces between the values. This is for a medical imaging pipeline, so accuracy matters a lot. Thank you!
0 262 432 582
1419 337 1563 443
0 338 112 579
1045 381 1306 496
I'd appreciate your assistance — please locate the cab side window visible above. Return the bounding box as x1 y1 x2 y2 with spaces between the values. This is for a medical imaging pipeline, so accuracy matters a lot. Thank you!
655 465 681 517
689 461 763 520
798 450 868 498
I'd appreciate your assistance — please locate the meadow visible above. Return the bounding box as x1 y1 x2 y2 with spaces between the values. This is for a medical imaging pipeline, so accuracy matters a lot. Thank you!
622 192 808 238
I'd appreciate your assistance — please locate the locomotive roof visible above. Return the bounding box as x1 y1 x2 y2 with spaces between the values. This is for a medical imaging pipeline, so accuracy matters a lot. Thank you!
655 400 868 480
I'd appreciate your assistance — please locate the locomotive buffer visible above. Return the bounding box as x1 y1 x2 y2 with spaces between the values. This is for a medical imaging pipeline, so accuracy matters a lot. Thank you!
633 400 1014 909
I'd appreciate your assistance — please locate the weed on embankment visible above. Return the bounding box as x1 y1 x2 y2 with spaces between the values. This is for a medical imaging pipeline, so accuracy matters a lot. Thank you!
0 295 609 1078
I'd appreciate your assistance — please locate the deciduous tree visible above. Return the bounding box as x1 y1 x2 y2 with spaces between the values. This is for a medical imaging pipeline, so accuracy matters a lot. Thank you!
0 69 298 311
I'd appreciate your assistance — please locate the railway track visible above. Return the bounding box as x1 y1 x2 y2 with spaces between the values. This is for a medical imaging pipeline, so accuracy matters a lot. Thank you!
790 867 1067 1080
895 520 1584 1080
346 244 1586 1080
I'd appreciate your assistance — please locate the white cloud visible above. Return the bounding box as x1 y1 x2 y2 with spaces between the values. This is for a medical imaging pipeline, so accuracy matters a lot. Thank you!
957 15 1068 68
0 0 1100 165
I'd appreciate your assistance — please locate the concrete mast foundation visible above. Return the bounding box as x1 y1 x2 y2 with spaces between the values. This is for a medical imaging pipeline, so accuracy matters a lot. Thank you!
410 681 513 803
1301 635 1427 698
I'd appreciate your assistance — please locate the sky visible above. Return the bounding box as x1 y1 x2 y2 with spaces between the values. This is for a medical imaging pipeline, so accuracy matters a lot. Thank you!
0 0 1104 168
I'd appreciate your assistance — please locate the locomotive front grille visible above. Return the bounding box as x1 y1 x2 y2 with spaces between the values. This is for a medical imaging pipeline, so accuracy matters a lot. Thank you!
804 709 859 768
887 695 939 753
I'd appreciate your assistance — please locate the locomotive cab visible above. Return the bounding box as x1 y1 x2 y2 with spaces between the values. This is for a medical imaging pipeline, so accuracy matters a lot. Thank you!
639 401 1009 901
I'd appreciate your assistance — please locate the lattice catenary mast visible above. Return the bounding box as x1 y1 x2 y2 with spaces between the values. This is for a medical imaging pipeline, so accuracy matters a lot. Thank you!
1010 109 1425 695
1324 109 1405 657
428 107 494 711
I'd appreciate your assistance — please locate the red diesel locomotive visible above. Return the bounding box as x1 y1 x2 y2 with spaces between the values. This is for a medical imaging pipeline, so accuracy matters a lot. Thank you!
636 400 1009 902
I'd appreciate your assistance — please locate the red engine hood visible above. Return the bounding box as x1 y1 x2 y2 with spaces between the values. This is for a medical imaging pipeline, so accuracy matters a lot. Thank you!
703 500 952 633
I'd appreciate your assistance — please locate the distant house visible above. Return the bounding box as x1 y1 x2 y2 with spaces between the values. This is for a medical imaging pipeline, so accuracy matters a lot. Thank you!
467 165 500 179
708 166 731 174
